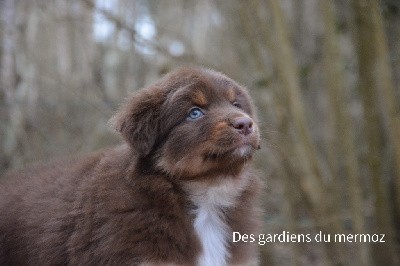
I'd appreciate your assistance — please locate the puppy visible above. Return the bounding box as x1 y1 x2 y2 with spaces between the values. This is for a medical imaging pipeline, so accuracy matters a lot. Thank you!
0 67 262 265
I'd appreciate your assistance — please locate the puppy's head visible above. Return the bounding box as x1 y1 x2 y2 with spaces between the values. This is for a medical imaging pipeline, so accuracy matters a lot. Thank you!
111 67 260 179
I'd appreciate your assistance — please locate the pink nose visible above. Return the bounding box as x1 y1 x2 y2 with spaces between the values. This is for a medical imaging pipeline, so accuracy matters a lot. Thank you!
231 117 254 135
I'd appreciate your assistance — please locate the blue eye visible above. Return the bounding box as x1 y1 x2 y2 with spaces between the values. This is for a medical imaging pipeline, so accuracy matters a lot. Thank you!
188 107 204 120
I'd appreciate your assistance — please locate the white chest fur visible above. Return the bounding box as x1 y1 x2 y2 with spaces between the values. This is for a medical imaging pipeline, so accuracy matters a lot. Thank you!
186 176 250 266
194 201 229 266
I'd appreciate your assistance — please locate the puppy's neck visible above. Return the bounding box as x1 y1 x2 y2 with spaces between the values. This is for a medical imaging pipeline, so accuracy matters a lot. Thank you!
184 175 250 266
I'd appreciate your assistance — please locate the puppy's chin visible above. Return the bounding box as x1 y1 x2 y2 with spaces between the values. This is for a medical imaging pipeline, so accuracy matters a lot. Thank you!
231 144 255 159
212 134 260 161
156 133 260 180
204 143 255 162
156 148 253 180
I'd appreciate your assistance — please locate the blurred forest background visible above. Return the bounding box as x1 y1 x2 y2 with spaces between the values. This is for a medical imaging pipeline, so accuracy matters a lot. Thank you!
0 0 400 265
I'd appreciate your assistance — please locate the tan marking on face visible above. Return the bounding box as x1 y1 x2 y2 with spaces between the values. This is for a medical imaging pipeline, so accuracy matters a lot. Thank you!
210 122 228 141
226 87 236 102
212 121 228 137
192 90 208 106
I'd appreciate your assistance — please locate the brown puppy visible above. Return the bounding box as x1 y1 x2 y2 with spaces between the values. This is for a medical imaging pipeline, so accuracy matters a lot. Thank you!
0 67 262 265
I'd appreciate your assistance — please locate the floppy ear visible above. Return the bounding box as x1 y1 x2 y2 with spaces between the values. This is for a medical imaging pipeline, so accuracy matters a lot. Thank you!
109 88 166 156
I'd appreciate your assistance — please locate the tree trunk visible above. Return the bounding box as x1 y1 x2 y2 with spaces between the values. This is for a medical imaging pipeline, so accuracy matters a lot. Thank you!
1 0 20 174
352 0 399 264
266 0 344 264
321 0 372 265
369 0 400 227
266 0 325 207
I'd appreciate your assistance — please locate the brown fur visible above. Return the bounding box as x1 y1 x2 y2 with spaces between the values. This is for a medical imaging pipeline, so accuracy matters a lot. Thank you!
0 67 263 265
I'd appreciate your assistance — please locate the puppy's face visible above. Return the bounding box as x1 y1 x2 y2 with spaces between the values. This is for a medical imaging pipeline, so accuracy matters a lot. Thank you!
111 68 260 179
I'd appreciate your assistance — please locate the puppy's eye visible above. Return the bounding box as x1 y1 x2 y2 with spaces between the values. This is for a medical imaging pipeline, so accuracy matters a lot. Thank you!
188 107 204 120
233 101 242 109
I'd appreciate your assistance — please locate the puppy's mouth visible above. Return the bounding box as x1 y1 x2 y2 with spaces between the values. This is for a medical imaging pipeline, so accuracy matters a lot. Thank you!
203 141 260 162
